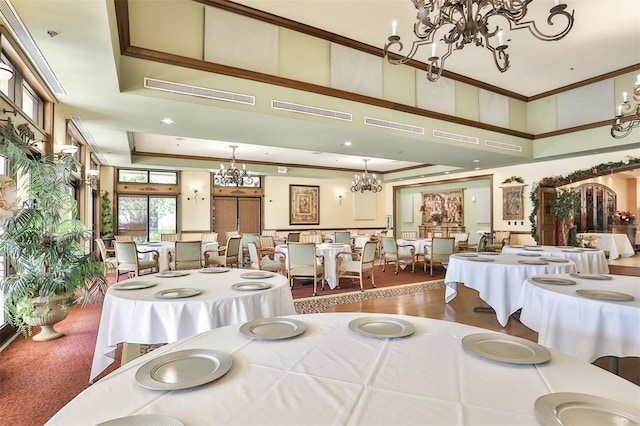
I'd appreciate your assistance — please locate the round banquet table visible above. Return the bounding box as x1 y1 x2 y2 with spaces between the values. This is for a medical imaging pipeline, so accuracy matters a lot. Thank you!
275 243 352 289
577 233 635 260
50 313 639 426
501 245 609 274
517 273 640 363
89 268 295 382
444 253 577 326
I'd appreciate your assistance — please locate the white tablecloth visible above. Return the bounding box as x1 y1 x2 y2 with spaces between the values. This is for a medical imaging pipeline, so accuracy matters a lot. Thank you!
397 238 432 255
137 241 219 271
501 245 609 274
579 233 635 259
518 274 640 362
444 253 577 326
275 243 352 289
89 269 295 382
50 313 640 426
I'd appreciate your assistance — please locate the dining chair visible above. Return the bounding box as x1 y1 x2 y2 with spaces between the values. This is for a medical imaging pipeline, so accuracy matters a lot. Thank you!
287 242 325 296
380 237 415 274
169 240 202 270
334 231 351 245
114 241 160 282
258 236 276 259
241 234 260 265
423 237 455 276
452 232 470 252
114 235 133 242
401 231 418 239
225 230 240 240
160 233 181 242
201 232 218 243
262 229 277 237
95 238 117 277
203 236 242 268
300 234 322 243
486 231 511 252
247 242 285 275
351 235 371 258
287 232 300 242
335 241 377 291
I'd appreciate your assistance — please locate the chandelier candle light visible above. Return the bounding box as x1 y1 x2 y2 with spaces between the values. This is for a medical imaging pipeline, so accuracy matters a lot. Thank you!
351 159 382 193
216 145 252 186
384 0 575 82
611 74 640 139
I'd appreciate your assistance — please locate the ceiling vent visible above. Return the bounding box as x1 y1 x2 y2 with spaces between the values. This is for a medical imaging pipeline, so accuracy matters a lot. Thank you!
364 117 424 134
433 130 479 145
0 0 65 94
271 100 352 121
485 140 523 152
70 115 107 164
144 78 255 105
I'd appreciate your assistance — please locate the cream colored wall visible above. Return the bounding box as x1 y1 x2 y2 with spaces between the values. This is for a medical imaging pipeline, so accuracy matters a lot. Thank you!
179 170 211 233
263 175 385 230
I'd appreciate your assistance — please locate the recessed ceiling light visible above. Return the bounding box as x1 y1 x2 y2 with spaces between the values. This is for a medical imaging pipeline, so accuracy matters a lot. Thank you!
472 159 480 163
312 151 323 154
160 118 174 125
474 167 481 170
342 141 352 146
444 171 450 174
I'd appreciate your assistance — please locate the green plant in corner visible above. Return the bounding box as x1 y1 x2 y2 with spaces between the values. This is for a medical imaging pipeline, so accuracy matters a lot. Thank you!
0 119 107 340
552 187 581 246
101 191 114 239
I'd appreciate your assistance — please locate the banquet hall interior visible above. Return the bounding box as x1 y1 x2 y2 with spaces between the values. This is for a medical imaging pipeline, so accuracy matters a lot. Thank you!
0 0 639 425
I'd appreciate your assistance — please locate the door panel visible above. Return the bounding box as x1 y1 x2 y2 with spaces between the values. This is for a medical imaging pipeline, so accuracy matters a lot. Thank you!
213 197 261 245
238 198 260 234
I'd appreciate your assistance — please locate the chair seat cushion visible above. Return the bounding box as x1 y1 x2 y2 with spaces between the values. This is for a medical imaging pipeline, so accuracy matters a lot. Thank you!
170 260 201 270
261 260 282 270
138 260 158 269
338 260 360 273
290 266 324 276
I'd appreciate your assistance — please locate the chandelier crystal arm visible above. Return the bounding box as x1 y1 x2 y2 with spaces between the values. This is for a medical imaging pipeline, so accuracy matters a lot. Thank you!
611 74 640 139
502 4 575 42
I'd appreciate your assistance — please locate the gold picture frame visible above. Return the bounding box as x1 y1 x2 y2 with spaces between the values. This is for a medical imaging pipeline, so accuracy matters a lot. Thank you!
420 188 464 224
290 185 320 225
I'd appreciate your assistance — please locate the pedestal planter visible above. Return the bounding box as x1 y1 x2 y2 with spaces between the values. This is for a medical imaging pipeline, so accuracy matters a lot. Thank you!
23 294 71 341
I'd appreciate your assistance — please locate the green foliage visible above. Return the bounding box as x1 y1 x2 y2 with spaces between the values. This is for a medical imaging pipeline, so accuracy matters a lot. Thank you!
0 121 108 335
101 191 113 238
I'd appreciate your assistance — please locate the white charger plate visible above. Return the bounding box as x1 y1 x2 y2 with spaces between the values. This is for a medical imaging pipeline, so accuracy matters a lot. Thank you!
239 318 307 340
519 259 549 265
467 257 494 262
157 271 190 278
576 289 635 301
199 268 229 274
535 392 640 426
462 333 551 365
240 271 274 279
456 253 478 257
135 349 232 391
570 273 612 280
348 317 415 338
155 288 202 299
112 281 157 290
231 282 272 291
96 414 183 426
540 257 570 263
531 276 576 285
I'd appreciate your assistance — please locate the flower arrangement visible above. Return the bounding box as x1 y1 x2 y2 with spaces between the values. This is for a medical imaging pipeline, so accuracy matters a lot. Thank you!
429 213 444 223
576 234 598 249
612 210 636 225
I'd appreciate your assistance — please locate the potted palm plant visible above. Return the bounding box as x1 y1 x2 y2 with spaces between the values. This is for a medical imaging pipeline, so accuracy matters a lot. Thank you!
0 119 107 341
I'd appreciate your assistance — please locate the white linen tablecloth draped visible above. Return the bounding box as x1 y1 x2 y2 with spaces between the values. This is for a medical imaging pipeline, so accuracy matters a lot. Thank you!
578 233 635 260
501 245 609 274
518 273 640 362
89 269 295 382
50 313 640 426
275 243 351 289
444 253 577 326
137 241 219 271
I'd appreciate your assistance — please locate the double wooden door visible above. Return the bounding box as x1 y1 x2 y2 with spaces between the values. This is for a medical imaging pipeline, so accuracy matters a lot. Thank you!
213 197 261 245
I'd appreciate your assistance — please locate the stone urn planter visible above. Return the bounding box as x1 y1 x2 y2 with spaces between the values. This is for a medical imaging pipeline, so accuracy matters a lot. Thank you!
22 294 72 341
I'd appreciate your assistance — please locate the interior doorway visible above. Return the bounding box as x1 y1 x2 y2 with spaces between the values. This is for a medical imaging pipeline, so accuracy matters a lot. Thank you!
213 197 261 245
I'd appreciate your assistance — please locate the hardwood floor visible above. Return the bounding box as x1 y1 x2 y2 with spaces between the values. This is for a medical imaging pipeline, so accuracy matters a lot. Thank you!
326 282 640 387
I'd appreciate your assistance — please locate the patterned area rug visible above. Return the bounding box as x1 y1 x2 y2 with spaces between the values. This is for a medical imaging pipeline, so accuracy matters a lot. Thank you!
294 280 445 314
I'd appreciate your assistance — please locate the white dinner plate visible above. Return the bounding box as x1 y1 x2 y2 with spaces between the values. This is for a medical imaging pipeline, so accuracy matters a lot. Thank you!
240 271 274 279
517 253 541 257
96 414 183 426
535 392 640 426
231 282 273 291
466 257 494 262
561 249 582 253
540 257 570 263
135 349 232 391
523 246 544 251
456 253 478 257
330 243 346 247
157 271 190 278
239 318 307 340
531 276 576 285
508 245 524 248
199 268 229 274
112 281 157 290
462 333 551 364
154 288 202 299
518 259 548 265
576 289 635 301
570 273 612 280
348 317 415 338
478 252 500 255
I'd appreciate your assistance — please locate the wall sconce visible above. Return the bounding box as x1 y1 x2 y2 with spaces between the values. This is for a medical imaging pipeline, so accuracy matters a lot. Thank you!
187 185 204 203
85 169 99 189
60 144 79 155
337 192 344 206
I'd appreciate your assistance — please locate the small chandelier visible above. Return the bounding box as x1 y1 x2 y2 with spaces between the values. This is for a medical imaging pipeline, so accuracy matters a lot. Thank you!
351 159 382 193
611 74 640 139
216 145 252 186
384 0 575 82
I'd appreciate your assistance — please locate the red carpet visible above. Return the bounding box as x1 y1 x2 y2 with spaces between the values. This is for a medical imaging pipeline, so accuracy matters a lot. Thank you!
0 264 444 426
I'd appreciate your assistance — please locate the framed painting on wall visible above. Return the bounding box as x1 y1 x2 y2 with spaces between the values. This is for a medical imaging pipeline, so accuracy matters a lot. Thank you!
420 188 464 224
502 185 525 220
290 185 320 225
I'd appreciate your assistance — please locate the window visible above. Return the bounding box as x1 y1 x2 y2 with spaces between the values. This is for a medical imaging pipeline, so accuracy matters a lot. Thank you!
22 82 43 127
118 169 177 184
117 195 177 242
0 55 16 101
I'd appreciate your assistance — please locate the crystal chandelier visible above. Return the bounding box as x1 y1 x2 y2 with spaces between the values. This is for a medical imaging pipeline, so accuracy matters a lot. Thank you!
216 145 253 186
351 159 382 193
611 74 640 139
384 0 575 82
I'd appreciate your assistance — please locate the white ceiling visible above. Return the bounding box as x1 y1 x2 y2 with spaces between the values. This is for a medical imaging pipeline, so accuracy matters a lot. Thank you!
4 0 640 179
